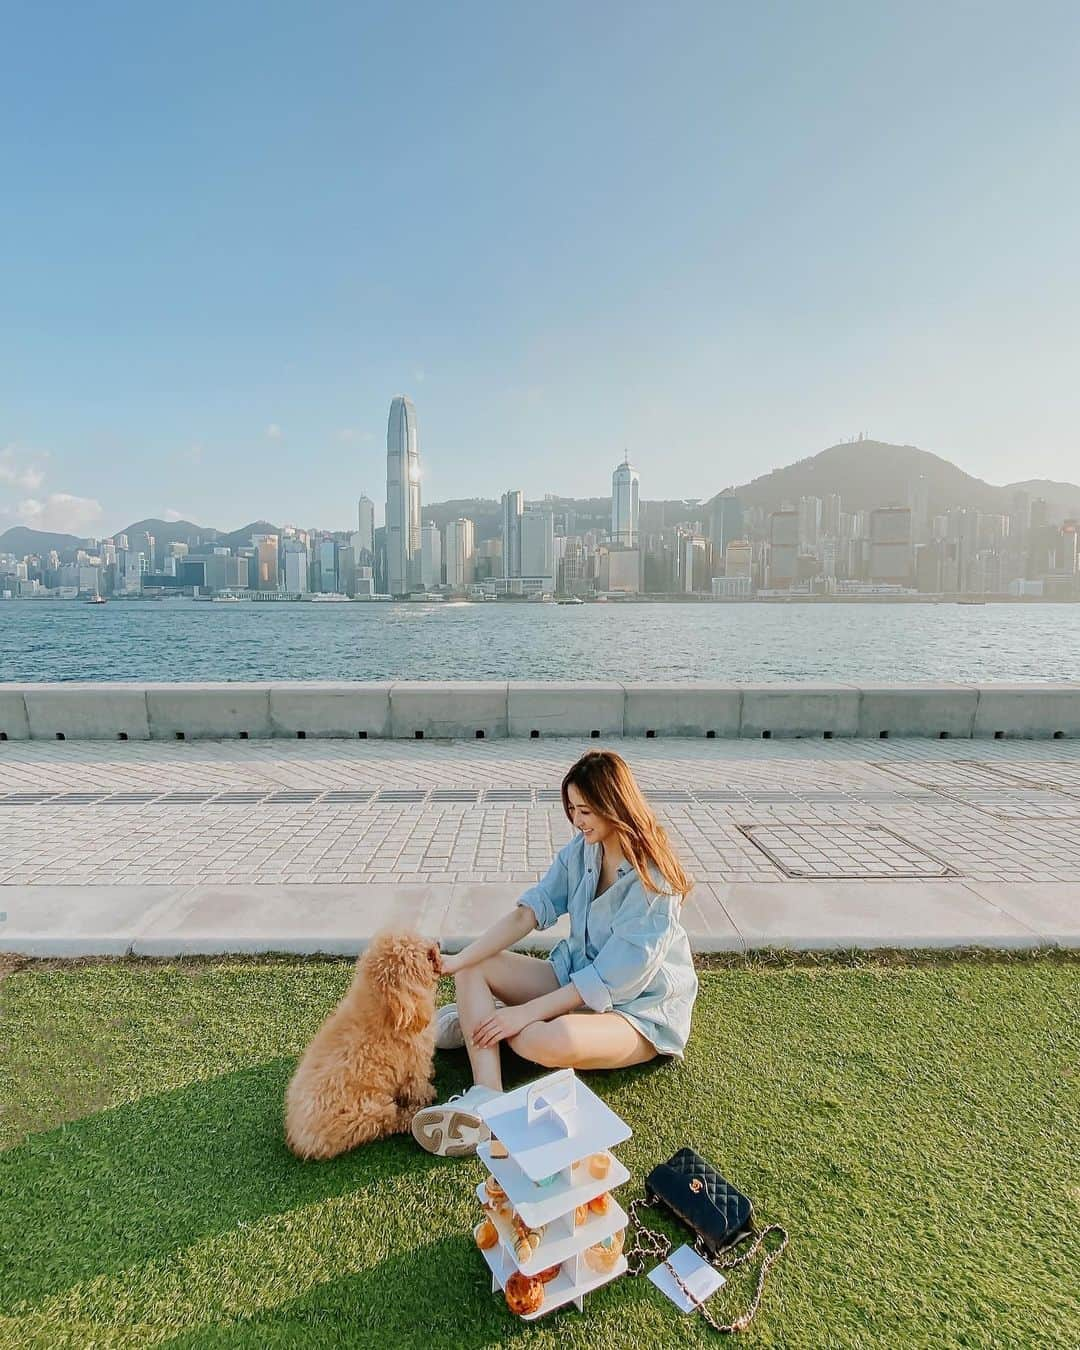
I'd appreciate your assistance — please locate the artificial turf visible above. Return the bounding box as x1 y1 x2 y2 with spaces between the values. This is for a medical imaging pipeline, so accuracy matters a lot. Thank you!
1 952 1077 1349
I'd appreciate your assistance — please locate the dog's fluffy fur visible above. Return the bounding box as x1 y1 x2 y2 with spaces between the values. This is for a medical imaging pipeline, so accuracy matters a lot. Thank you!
285 930 440 1160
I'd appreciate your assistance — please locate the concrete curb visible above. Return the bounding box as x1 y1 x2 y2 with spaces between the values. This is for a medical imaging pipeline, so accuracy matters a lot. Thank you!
1 880 1073 958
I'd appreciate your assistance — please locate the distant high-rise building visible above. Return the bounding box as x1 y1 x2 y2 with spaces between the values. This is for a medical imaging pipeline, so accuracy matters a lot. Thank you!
444 518 475 589
521 506 555 580
611 455 640 547
356 494 376 558
420 522 442 590
798 496 822 550
1029 497 1050 532
908 476 930 546
869 507 913 584
252 533 279 591
283 541 309 594
822 493 843 538
724 539 753 579
501 489 523 579
385 396 421 595
318 537 338 592
767 510 799 589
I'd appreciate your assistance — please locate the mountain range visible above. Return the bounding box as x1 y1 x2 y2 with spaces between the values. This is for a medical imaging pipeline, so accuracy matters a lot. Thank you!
2 440 1078 558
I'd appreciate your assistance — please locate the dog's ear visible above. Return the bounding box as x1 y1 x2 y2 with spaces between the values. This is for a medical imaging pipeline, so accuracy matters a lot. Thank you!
425 940 442 973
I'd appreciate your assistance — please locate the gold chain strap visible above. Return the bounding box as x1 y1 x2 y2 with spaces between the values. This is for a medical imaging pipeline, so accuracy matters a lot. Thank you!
626 1195 789 1334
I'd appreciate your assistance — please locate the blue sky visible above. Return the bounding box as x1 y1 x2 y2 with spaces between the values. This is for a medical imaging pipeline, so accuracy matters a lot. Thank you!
2 0 1078 537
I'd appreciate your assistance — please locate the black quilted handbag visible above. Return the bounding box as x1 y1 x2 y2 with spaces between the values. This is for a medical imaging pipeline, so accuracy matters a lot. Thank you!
627 1147 789 1334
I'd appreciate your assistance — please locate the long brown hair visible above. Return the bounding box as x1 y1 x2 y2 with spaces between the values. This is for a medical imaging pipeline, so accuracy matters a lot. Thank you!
561 750 693 900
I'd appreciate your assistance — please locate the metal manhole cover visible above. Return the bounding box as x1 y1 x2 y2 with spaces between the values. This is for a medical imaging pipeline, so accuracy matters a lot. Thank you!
375 790 428 803
43 792 107 804
536 789 563 802
0 792 58 804
430 789 481 803
738 823 953 879
212 791 269 803
694 790 746 802
265 791 321 803
100 792 160 804
158 792 215 804
643 789 693 802
483 789 534 803
322 790 377 803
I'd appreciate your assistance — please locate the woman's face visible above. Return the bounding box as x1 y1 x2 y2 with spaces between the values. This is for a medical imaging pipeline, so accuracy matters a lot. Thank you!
566 783 615 846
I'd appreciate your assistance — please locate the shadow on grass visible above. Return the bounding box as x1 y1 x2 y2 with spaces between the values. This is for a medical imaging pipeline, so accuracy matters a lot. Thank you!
0 1054 475 1314
154 1233 668 1349
1 1032 677 1322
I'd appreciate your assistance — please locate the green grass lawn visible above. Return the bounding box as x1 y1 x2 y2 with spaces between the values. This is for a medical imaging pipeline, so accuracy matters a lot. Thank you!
1 951 1077 1349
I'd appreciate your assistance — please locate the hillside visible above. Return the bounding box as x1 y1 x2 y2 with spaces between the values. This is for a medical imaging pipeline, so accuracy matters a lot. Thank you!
733 441 1080 519
0 525 87 556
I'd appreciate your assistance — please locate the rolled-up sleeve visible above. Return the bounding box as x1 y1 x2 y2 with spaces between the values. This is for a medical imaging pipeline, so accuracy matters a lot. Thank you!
516 841 573 931
571 892 678 1012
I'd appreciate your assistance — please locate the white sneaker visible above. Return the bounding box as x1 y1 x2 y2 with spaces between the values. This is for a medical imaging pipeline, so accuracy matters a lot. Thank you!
411 1084 499 1157
433 1001 504 1052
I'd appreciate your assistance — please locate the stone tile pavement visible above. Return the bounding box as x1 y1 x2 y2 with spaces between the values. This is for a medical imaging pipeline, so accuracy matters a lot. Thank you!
1 737 1077 953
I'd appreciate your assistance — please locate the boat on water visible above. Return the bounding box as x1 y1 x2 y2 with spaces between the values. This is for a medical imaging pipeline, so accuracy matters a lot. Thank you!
556 596 584 605
86 593 107 605
210 591 246 602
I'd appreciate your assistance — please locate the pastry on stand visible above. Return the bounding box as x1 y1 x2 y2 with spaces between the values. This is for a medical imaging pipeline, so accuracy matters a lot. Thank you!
505 1272 544 1316
470 1069 632 1321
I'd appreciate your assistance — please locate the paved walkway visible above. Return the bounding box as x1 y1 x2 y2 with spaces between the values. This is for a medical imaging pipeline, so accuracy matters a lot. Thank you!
1 737 1077 954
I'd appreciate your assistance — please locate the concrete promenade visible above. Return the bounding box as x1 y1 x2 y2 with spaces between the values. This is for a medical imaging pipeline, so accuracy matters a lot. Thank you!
1 733 1077 955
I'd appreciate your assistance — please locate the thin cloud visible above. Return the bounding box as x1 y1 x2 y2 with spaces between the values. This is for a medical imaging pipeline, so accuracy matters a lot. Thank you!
11 493 104 534
266 423 283 440
0 444 47 492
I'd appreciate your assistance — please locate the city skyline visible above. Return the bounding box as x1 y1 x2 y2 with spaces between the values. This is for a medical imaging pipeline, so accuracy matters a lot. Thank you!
3 4 1080 537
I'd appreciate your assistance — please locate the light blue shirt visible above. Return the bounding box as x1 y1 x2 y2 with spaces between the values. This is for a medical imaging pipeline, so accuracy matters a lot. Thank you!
517 832 698 1058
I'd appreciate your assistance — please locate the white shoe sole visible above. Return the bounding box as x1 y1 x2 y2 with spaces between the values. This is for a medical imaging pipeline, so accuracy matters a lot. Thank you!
411 1104 490 1157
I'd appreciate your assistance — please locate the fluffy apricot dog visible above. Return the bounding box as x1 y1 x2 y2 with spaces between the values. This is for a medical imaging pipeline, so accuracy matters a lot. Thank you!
285 930 440 1159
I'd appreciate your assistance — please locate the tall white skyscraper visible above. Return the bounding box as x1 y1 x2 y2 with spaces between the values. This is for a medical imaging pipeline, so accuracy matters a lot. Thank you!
283 541 309 594
385 396 421 595
356 493 375 558
444 518 475 589
611 454 639 547
501 489 523 579
521 506 555 579
420 521 442 590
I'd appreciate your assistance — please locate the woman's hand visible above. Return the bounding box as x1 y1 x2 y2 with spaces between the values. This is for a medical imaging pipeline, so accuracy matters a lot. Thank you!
471 1003 535 1049
439 951 462 978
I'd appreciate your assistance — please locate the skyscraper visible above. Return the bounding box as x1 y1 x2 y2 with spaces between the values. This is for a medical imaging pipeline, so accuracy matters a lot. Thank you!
445 518 476 589
385 396 421 596
420 521 442 590
521 505 555 580
611 454 640 547
356 493 375 558
501 489 523 579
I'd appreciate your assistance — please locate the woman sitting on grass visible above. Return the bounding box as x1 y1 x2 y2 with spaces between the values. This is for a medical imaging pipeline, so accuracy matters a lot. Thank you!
411 748 697 1157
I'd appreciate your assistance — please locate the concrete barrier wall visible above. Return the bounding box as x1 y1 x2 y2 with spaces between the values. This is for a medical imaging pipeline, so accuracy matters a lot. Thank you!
508 681 624 738
270 682 392 738
390 682 508 739
2 681 1080 740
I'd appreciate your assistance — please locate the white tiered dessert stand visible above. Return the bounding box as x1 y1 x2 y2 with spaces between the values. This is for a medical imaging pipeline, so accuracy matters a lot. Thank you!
473 1068 632 1320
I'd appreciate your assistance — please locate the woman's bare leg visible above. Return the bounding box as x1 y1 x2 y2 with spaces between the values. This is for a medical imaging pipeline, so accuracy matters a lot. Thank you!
509 1012 657 1071
455 950 560 1091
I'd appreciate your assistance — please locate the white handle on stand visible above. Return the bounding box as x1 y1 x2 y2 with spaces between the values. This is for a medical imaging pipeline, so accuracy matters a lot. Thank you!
526 1069 577 1136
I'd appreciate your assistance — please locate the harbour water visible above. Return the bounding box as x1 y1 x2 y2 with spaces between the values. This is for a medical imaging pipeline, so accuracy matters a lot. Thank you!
1 599 1077 684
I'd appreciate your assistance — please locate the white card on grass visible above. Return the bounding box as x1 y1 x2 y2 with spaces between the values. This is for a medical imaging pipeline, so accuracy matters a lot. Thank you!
648 1244 726 1314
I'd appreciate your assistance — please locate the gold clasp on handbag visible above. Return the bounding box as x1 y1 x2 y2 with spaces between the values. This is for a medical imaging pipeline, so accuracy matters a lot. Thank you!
690 1178 703 1193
